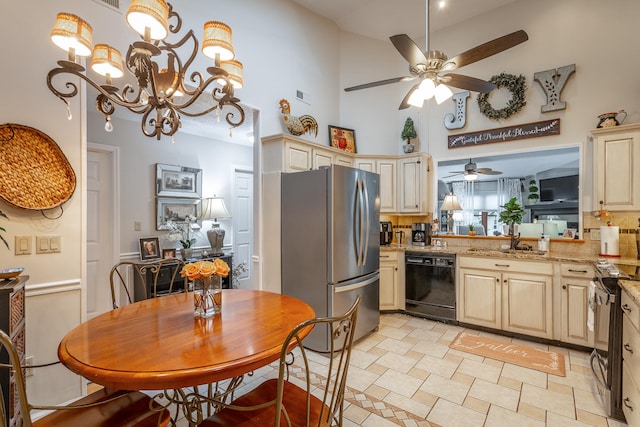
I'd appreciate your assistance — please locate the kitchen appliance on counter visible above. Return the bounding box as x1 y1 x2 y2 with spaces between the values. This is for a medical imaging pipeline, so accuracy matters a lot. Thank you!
380 221 393 246
590 259 633 421
600 226 620 257
405 252 456 321
411 223 431 246
281 165 380 352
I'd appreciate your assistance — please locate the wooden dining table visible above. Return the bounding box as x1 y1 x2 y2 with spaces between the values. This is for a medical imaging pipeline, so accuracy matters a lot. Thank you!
58 289 316 391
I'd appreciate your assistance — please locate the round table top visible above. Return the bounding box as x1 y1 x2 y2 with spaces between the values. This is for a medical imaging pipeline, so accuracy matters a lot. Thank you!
58 289 315 390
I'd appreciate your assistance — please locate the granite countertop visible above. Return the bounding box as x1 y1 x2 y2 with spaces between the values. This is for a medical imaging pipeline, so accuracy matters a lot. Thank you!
621 280 640 306
380 243 640 265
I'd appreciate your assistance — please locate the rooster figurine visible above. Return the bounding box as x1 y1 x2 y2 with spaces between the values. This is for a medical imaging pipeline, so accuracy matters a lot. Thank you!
279 99 318 137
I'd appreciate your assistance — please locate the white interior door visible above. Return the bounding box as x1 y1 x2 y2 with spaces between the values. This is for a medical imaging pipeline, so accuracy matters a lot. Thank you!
87 145 118 319
233 169 253 289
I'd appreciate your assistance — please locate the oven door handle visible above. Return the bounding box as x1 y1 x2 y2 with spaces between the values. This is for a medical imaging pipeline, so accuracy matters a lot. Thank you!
589 350 608 389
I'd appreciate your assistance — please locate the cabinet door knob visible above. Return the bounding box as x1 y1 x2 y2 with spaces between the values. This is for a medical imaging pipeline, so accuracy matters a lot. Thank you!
624 343 634 354
562 285 567 289
622 304 633 314
624 397 634 411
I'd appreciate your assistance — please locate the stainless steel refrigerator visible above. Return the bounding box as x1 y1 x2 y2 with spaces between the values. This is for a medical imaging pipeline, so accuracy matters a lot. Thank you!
281 165 380 352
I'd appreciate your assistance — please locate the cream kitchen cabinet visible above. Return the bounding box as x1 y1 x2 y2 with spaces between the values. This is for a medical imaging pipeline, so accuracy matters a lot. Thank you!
379 251 402 310
458 256 554 339
558 263 597 347
592 123 640 211
355 158 397 212
262 134 355 173
621 289 640 425
398 155 429 214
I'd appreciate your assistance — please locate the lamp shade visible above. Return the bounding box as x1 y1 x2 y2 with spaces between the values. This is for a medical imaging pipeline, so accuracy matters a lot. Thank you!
202 21 235 61
91 44 124 78
217 60 244 88
441 193 462 211
199 197 231 221
126 0 169 41
464 171 478 181
435 83 453 104
50 12 93 57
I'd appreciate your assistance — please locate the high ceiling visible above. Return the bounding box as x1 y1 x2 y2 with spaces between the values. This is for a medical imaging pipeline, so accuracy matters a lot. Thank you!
289 0 519 42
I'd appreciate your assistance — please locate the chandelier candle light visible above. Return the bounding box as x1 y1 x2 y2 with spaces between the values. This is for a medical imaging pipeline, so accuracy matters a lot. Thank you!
199 196 231 255
181 259 230 318
47 0 245 141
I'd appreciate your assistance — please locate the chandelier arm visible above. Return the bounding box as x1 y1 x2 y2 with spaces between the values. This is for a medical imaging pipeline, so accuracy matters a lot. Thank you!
48 65 153 112
223 101 246 128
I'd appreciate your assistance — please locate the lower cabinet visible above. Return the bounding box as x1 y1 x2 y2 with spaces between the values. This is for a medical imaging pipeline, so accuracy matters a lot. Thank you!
379 251 402 311
458 256 553 339
622 289 640 425
559 263 596 347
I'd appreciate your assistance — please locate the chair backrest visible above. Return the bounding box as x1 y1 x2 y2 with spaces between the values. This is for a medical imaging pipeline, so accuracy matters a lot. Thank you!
110 258 188 309
0 329 32 426
275 297 359 427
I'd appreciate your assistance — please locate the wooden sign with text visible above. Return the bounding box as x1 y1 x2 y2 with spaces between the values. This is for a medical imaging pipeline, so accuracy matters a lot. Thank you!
448 119 560 149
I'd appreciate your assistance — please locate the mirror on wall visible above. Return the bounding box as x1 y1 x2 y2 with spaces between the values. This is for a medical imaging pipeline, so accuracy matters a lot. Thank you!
436 147 581 238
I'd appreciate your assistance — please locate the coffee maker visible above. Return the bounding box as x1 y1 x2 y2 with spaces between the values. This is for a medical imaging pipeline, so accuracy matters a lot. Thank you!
380 221 393 245
412 223 432 246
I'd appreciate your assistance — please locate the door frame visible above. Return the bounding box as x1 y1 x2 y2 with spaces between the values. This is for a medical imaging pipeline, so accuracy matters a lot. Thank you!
86 143 120 317
232 167 254 289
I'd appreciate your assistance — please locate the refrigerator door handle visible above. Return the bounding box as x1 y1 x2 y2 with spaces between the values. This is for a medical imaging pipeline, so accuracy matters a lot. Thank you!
361 177 370 264
353 179 361 267
357 178 365 266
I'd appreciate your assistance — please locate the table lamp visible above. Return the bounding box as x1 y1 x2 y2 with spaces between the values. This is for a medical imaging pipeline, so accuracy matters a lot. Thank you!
441 193 462 235
199 196 231 255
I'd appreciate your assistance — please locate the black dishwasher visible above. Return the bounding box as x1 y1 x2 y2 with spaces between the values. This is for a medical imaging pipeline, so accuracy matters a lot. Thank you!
405 252 456 322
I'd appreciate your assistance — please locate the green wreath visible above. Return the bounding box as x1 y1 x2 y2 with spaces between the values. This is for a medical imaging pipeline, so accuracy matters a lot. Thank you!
477 73 526 120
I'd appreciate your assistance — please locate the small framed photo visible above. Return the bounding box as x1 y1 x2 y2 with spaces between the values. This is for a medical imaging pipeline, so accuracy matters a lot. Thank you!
156 198 201 230
562 228 576 239
328 125 356 153
139 237 161 261
156 163 202 198
162 248 176 259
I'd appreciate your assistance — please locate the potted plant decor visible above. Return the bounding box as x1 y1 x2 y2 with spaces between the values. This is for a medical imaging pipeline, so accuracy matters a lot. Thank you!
401 117 417 153
0 209 9 250
499 197 525 249
468 223 476 236
528 179 539 204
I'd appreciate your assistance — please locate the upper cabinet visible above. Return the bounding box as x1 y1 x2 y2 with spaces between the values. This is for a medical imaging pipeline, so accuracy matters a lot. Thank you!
592 123 640 211
262 134 431 215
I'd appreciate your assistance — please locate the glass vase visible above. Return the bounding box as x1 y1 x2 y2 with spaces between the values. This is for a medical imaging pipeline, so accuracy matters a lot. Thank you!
193 275 222 318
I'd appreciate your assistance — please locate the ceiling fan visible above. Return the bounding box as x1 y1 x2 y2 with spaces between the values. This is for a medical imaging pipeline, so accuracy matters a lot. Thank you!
344 1 528 109
444 159 503 181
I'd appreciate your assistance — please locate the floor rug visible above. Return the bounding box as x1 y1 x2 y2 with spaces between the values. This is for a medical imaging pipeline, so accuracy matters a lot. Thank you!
449 331 566 376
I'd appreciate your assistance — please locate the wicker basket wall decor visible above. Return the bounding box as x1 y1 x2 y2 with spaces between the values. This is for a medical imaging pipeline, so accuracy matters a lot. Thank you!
0 124 76 214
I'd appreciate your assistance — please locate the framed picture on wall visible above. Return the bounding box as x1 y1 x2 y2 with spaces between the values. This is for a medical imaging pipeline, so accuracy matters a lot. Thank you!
328 125 356 153
156 198 201 230
139 237 161 261
162 248 176 259
156 163 202 198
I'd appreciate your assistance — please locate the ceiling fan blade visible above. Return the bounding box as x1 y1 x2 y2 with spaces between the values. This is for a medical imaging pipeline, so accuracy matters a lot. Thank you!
445 74 496 93
478 169 503 175
390 34 428 69
344 76 415 92
398 82 421 110
443 172 464 179
443 30 528 70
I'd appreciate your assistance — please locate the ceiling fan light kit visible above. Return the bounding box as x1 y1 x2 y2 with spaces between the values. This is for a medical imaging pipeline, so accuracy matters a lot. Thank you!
344 1 528 111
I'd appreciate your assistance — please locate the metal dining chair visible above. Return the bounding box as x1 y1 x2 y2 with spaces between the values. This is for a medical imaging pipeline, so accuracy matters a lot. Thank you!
0 330 170 427
198 297 360 427
110 258 188 309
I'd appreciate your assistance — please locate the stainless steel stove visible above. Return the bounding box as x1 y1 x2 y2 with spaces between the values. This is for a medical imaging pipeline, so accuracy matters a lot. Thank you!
591 259 635 422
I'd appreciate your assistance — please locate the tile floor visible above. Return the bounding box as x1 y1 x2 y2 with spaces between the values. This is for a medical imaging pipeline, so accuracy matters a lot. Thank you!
170 313 629 426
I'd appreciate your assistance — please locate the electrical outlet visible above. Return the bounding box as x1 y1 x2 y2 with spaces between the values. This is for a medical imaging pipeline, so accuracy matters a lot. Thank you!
25 356 34 377
591 228 601 240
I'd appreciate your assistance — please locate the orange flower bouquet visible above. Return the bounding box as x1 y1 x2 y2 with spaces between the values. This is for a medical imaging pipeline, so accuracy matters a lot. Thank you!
181 259 230 318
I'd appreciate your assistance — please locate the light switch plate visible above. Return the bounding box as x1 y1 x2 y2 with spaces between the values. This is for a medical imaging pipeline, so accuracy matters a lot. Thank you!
36 236 49 254
49 235 61 253
14 235 31 255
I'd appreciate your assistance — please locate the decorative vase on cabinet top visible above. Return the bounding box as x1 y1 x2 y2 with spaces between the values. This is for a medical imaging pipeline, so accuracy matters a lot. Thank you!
596 110 627 128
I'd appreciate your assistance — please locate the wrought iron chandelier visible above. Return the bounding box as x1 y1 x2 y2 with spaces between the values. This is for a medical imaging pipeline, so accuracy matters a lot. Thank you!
47 0 245 141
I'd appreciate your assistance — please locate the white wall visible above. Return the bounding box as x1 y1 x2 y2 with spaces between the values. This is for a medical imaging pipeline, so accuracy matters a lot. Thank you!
339 0 640 165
